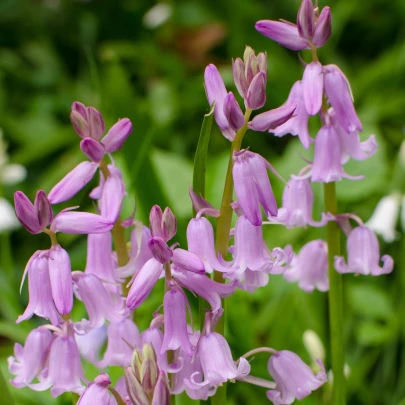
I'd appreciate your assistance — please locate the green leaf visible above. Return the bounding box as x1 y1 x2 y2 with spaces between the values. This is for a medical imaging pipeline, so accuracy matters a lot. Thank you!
0 368 14 405
192 103 214 215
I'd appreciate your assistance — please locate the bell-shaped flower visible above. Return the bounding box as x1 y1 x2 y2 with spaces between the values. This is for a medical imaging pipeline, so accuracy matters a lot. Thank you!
126 258 163 310
190 331 250 388
323 64 362 134
270 177 332 228
29 323 85 397
48 244 73 316
312 124 362 183
8 327 53 388
161 285 193 357
76 325 107 363
17 250 62 326
302 61 323 116
98 318 141 368
77 373 113 405
267 350 327 404
335 226 394 276
233 150 278 226
284 240 329 292
99 171 126 223
269 81 312 149
75 273 129 331
255 20 309 51
186 217 232 273
204 64 244 141
366 194 401 243
173 269 236 314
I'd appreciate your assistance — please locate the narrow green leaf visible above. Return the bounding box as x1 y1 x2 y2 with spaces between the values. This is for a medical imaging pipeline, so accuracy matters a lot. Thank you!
192 103 214 215
0 368 15 405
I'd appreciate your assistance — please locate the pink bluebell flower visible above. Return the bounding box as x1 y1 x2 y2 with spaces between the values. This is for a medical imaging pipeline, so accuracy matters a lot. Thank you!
77 373 113 405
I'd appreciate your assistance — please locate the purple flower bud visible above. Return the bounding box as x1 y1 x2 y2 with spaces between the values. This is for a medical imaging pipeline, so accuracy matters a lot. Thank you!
312 125 361 183
249 104 296 132
48 244 73 315
190 332 250 388
302 61 323 116
232 58 249 99
102 118 133 153
255 20 309 51
186 217 231 273
34 190 53 228
70 106 89 139
171 248 205 274
77 374 112 405
76 273 129 330
312 7 332 48
17 251 62 325
272 177 331 228
161 286 193 357
223 92 245 131
127 258 163 309
48 161 98 204
335 226 394 276
125 367 149 405
87 107 105 140
149 205 164 238
80 137 105 162
324 64 362 133
204 64 236 141
51 211 113 234
14 191 42 234
266 350 327 403
8 327 53 388
148 237 173 264
246 71 267 110
151 372 170 405
28 324 85 397
297 0 315 40
270 81 312 149
189 188 219 217
99 172 125 223
98 319 141 368
162 207 177 241
284 240 329 292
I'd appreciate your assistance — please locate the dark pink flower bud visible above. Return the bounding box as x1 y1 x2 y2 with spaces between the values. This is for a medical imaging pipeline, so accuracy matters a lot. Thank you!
302 61 323 116
335 226 394 276
255 20 309 51
48 244 73 315
312 7 332 48
161 207 177 241
48 161 98 204
77 374 112 405
87 107 105 140
70 107 89 138
297 0 315 40
171 248 205 274
80 137 105 162
149 205 164 238
246 71 267 110
249 104 296 132
151 372 170 405
34 190 53 228
102 118 133 153
232 58 249 99
189 188 219 217
148 237 173 264
51 211 113 234
223 92 245 131
14 191 42 234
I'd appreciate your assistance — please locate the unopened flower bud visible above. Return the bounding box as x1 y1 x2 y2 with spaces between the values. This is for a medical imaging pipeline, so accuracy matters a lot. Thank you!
148 237 173 264
140 343 158 394
246 70 267 110
151 372 170 405
312 7 332 48
70 107 89 138
303 330 325 365
232 58 249 99
80 137 105 162
161 207 177 241
124 367 149 405
297 0 315 40
87 107 105 141
102 118 133 153
14 191 42 234
34 190 53 228
149 205 163 238
223 92 245 131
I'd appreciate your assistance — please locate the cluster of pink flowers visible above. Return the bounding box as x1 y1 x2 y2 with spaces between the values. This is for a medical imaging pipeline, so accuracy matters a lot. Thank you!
8 1 393 404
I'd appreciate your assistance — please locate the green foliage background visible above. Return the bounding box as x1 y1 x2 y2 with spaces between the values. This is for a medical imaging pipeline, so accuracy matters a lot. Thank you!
0 0 404 404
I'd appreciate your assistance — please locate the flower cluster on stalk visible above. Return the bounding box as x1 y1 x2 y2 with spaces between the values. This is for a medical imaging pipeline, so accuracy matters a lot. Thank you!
8 1 394 404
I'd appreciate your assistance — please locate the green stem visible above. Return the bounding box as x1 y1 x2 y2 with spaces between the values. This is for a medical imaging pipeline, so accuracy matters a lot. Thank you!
324 182 345 405
211 109 251 405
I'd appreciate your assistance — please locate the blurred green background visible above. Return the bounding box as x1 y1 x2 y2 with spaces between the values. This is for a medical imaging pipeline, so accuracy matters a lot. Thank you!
0 0 404 404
